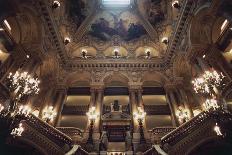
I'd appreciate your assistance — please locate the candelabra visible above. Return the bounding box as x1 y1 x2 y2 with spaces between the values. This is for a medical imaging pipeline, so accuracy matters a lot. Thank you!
176 107 190 123
86 106 98 144
11 123 24 137
202 98 219 111
133 107 146 143
7 70 40 110
17 105 32 117
42 106 57 123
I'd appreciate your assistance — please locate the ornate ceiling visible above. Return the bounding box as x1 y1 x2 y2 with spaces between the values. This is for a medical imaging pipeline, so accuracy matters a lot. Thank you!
56 0 176 65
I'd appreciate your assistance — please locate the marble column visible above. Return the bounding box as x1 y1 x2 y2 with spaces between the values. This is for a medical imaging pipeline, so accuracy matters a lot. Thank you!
54 87 67 127
165 84 179 126
129 88 139 132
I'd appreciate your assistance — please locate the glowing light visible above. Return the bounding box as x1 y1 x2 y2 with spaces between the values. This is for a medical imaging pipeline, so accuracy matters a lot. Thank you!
214 123 223 136
202 55 206 58
161 37 168 44
203 98 219 111
0 28 4 31
193 109 202 116
102 0 130 7
3 19 11 31
86 106 99 121
172 1 180 9
145 49 151 59
113 48 120 58
11 123 24 137
26 55 30 58
0 104 4 113
82 49 87 59
32 110 39 117
7 71 40 101
221 19 228 32
42 106 57 122
176 107 190 123
18 105 32 116
192 69 225 95
64 37 71 45
52 1 60 8
133 107 146 122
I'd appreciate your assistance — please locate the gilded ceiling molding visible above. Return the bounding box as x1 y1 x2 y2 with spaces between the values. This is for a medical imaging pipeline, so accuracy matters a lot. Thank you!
164 0 196 65
32 0 69 65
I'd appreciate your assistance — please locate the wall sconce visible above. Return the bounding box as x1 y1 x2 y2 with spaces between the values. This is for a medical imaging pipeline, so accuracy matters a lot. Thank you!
11 123 24 137
161 37 168 44
18 105 32 116
81 49 87 59
113 49 120 59
86 106 99 144
0 104 4 113
176 107 190 123
145 49 151 59
52 1 60 9
64 37 71 45
42 106 57 123
133 107 146 143
172 1 180 9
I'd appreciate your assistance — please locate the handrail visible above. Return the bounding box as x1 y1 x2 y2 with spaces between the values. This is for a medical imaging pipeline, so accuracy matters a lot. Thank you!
161 110 230 145
57 127 83 137
23 114 73 147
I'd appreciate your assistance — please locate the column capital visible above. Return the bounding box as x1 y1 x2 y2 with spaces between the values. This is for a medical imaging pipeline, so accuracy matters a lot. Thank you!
90 82 105 92
128 82 143 91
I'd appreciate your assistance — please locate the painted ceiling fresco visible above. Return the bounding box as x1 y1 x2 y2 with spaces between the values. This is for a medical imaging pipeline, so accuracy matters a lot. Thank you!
66 0 92 29
89 11 147 41
64 0 169 42
138 0 167 28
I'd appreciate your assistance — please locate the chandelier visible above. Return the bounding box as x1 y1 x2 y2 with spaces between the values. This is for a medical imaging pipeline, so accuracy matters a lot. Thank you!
7 71 40 101
202 98 219 111
192 69 224 95
42 106 57 122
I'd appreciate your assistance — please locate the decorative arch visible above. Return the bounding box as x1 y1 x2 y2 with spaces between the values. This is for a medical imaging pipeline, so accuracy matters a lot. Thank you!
102 71 130 86
189 6 213 45
4 3 43 44
141 71 169 86
65 71 91 87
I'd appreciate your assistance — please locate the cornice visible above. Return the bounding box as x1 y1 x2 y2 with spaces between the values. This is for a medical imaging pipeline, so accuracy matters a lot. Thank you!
164 0 196 66
32 0 69 65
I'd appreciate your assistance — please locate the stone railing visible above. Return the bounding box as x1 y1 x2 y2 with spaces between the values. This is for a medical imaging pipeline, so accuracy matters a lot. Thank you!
57 127 83 143
152 127 176 136
0 112 88 155
160 110 232 154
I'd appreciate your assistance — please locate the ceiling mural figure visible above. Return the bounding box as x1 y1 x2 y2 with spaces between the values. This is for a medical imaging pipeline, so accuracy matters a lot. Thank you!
138 0 167 28
89 11 147 41
66 0 91 30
